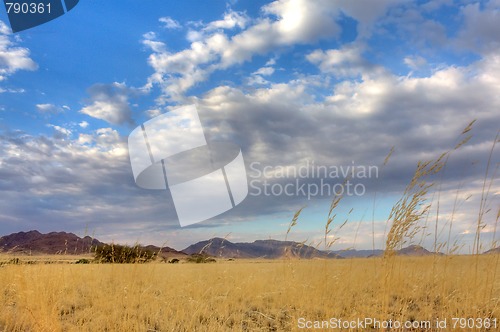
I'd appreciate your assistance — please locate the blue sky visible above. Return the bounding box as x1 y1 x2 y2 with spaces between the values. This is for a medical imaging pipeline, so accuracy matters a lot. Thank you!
0 0 499 252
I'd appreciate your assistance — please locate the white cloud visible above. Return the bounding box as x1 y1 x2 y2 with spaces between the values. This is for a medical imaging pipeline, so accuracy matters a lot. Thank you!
248 66 275 85
253 66 275 76
143 0 343 101
145 33 228 100
195 50 500 174
217 0 342 68
48 124 72 139
0 21 11 35
142 32 166 53
318 54 500 122
247 75 270 86
145 108 162 118
261 0 340 44
159 17 181 29
94 128 121 148
79 121 89 128
186 30 204 43
36 103 64 114
307 44 381 78
0 20 38 81
0 87 25 93
265 58 277 66
79 82 136 125
205 10 249 31
143 0 405 101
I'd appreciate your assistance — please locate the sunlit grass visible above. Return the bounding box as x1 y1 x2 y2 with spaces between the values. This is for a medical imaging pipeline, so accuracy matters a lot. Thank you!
0 256 499 331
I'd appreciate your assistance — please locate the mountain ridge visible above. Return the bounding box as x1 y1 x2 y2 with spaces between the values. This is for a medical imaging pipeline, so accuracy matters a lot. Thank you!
182 237 343 259
1 231 497 258
0 230 184 257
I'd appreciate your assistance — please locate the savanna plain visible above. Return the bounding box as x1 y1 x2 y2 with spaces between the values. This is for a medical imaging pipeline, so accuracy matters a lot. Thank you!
0 255 499 331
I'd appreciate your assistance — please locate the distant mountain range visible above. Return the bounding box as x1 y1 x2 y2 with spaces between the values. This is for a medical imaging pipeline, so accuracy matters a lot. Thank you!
0 230 102 255
0 230 183 257
1 231 498 258
182 240 444 258
328 249 384 258
182 238 342 259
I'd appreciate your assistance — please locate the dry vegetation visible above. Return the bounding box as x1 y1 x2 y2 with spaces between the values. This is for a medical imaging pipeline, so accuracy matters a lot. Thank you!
0 122 498 331
0 256 498 331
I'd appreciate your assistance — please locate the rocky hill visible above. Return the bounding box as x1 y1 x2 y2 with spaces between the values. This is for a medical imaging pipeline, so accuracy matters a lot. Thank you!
396 244 444 256
182 238 342 259
0 230 102 254
0 230 184 257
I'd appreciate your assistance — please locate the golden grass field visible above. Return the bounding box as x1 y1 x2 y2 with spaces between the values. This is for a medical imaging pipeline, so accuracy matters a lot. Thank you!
0 254 499 331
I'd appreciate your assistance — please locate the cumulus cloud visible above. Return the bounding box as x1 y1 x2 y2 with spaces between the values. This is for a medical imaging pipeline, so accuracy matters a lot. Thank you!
307 43 383 78
0 20 38 81
253 66 275 76
260 0 340 44
79 82 136 125
143 0 344 101
248 65 276 85
142 0 407 102
196 53 500 170
0 127 177 239
205 10 249 31
199 47 498 188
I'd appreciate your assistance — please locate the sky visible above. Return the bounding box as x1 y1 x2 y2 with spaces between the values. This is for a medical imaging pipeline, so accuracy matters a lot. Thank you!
0 0 498 252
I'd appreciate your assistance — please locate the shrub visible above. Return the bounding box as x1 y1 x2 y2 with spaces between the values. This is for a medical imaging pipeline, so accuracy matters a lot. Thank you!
9 258 20 265
75 258 90 264
93 244 155 263
186 254 216 263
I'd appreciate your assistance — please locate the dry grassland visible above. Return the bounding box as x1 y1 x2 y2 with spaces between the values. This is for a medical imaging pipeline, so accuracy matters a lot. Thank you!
0 255 499 331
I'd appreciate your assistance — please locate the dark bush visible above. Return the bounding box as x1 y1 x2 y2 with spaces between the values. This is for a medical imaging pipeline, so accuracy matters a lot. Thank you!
9 258 20 265
94 244 155 263
75 258 90 264
186 254 216 263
